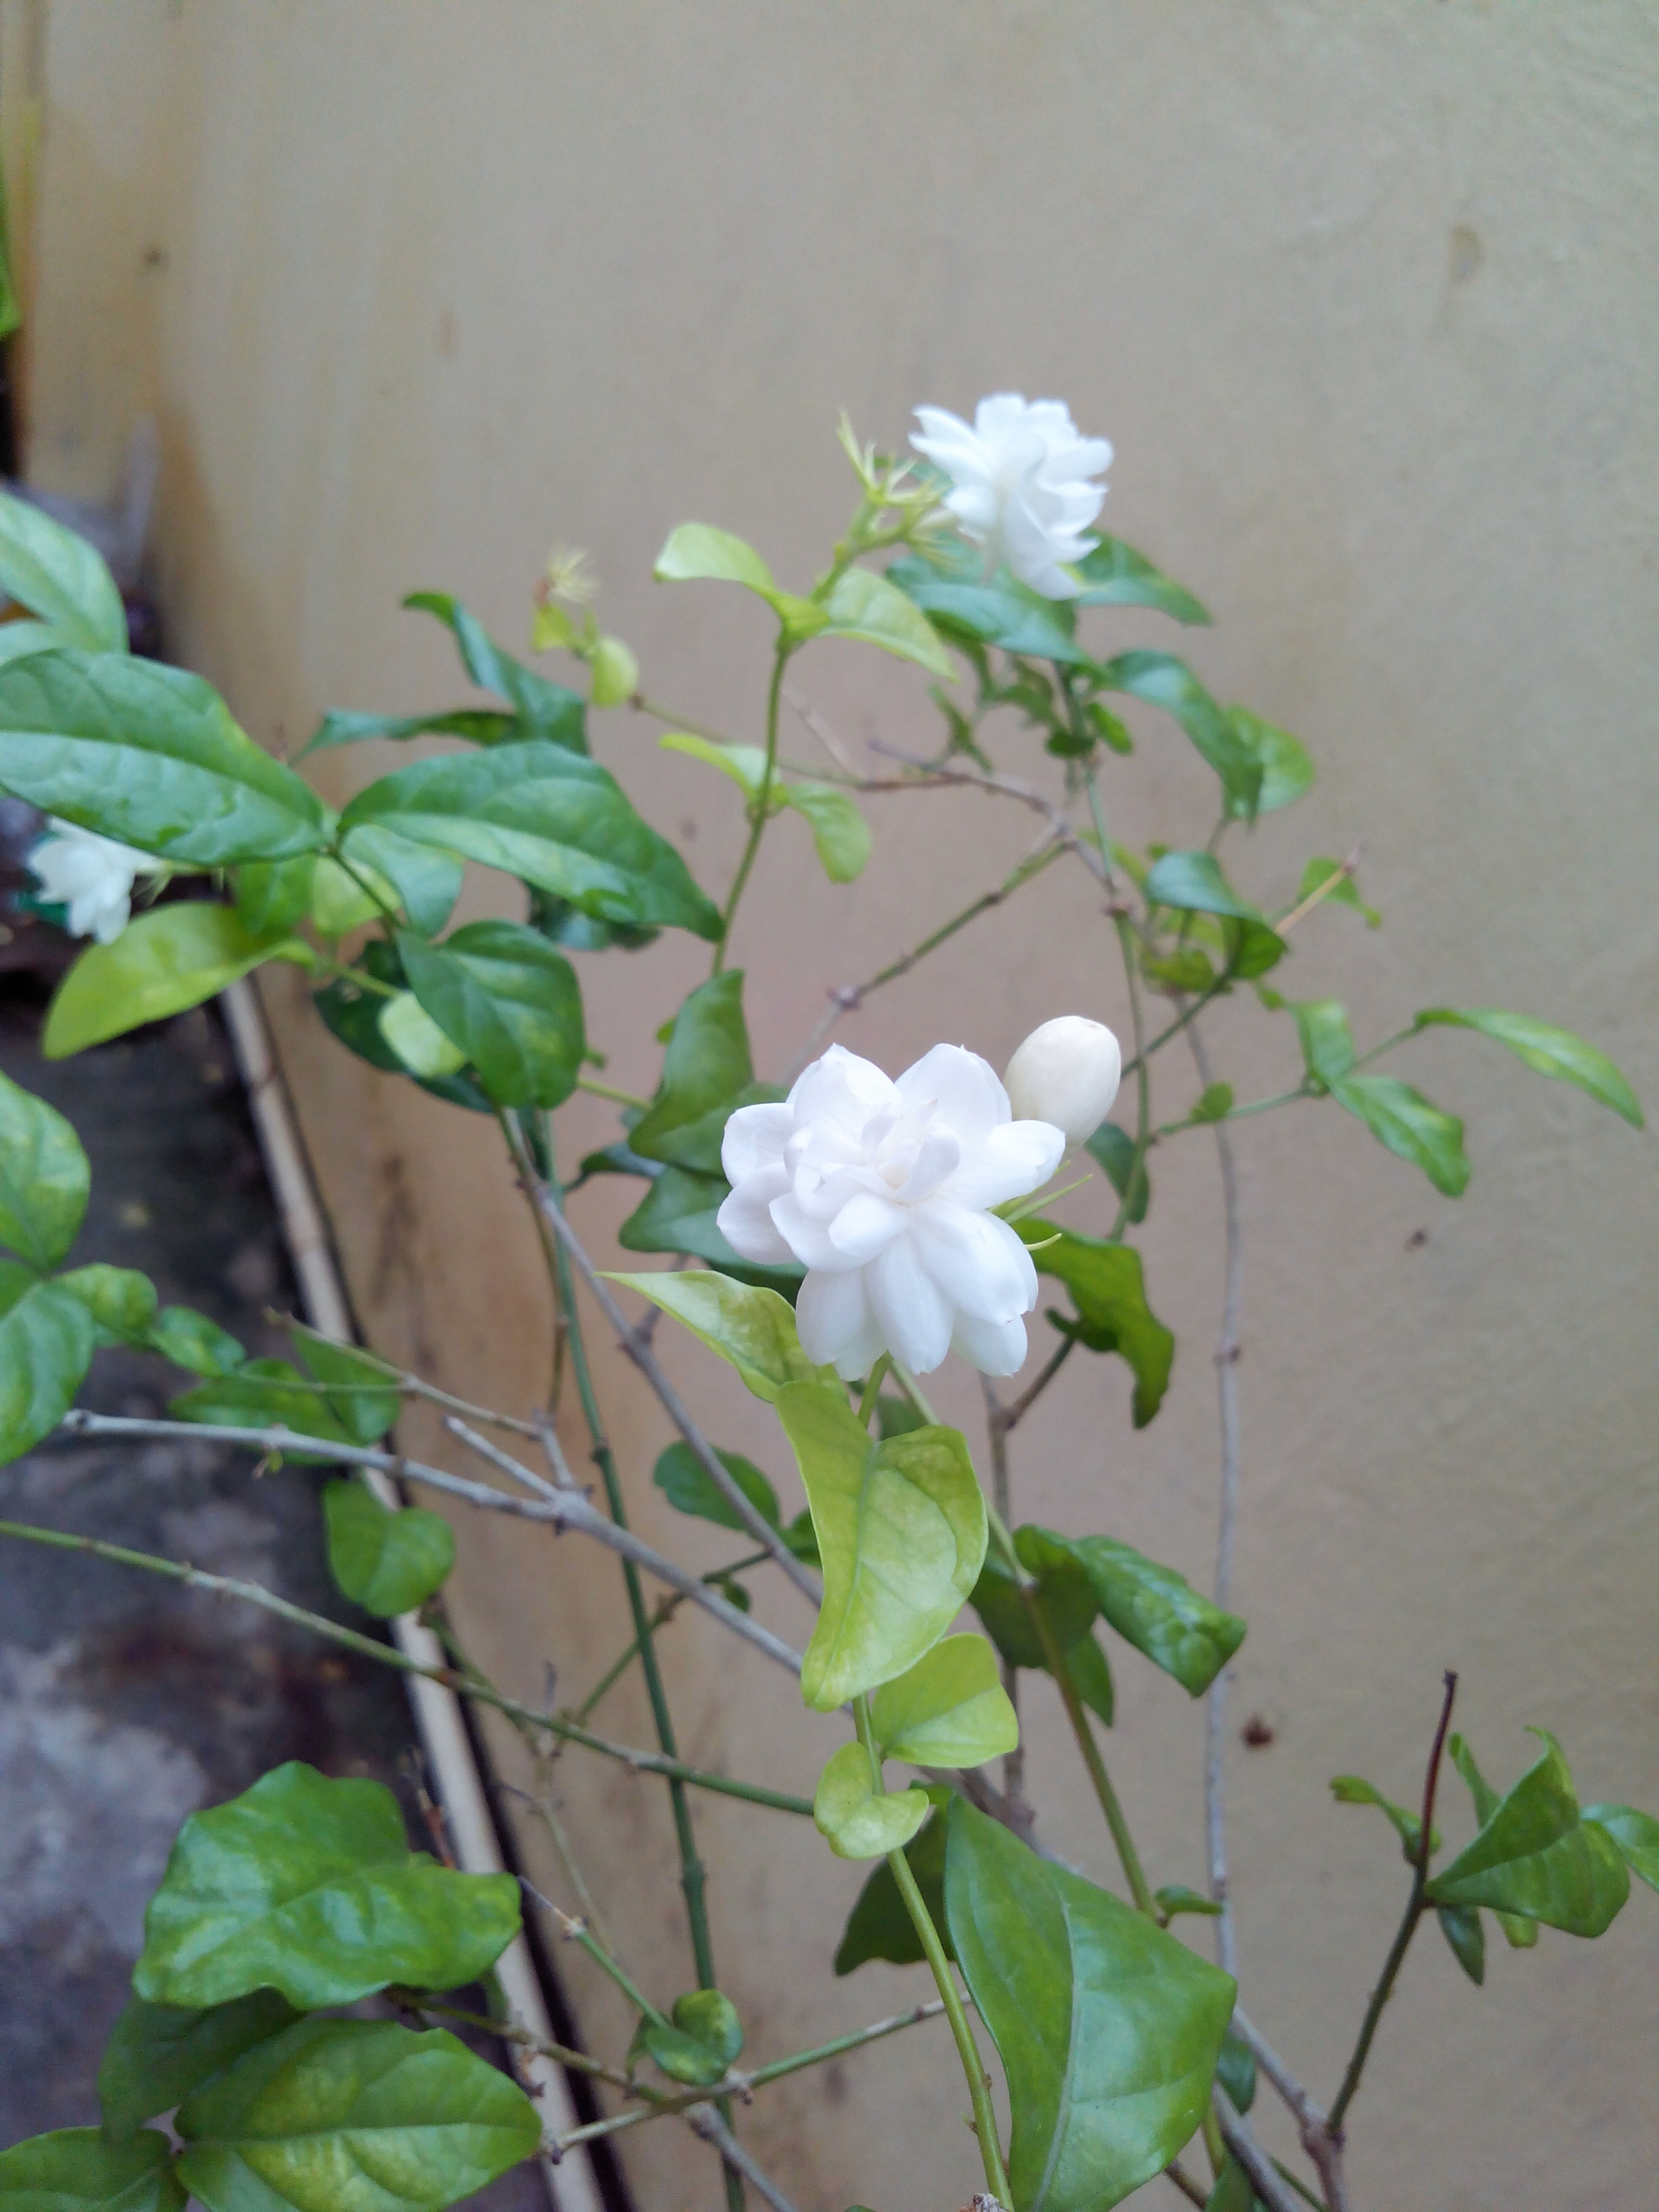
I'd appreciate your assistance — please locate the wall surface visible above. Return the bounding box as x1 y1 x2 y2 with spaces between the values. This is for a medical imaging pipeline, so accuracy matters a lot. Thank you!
14 5 1659 2209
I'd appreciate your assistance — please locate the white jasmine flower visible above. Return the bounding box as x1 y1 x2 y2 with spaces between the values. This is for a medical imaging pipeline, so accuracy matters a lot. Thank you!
28 817 161 944
1004 1017 1122 1147
718 1042 1064 1379
910 394 1111 600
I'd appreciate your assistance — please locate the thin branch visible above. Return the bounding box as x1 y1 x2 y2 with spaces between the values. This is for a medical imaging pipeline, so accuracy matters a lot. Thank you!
1162 2160 1210 2209
274 1315 546 1438
1213 2093 1309 2212
999 1334 1076 1435
1274 847 1361 937
1229 2008 1349 2212
686 2108 800 2212
444 1414 564 1503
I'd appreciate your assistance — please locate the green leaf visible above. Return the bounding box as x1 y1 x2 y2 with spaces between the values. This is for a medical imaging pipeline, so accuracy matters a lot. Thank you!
338 739 719 939
1224 708 1313 816
868 1633 1019 1769
1061 1629 1117 1727
653 1440 781 1533
134 1761 522 2007
0 1263 96 1464
1141 947 1216 996
399 921 585 1109
640 1992 743 2087
660 733 773 796
782 782 871 882
0 1068 89 1268
655 523 779 599
1098 652 1262 817
338 823 464 936
813 1742 929 1860
970 1547 1095 1671
379 991 470 1080
1191 1082 1234 1124
175 2016 540 2212
1414 1008 1643 1128
1290 999 1357 1089
820 566 955 678
605 1268 824 1400
616 1166 802 1286
945 1798 1236 2212
312 941 491 1113
887 552 1098 668
1330 1774 1430 1862
0 2130 183 2212
0 489 128 652
169 1357 351 1459
1582 1803 1659 1895
235 857 316 939
1156 1886 1223 1922
42 905 311 1059
1437 1904 1486 1985
1071 537 1211 625
1015 1222 1174 1427
1447 1736 1538 1947
306 855 392 940
1215 2025 1256 2115
834 1804 952 1973
1203 2156 1257 2212
589 635 639 708
1144 849 1261 926
323 1481 454 1618
1067 1532 1245 1696
147 1305 245 1378
404 591 588 752
56 1265 158 1345
1296 857 1380 928
777 1380 987 1710
1086 1123 1149 1227
1427 1731 1629 1936
0 651 328 862
1329 1073 1470 1198
628 971 773 1172
98 1992 300 2141
302 707 518 756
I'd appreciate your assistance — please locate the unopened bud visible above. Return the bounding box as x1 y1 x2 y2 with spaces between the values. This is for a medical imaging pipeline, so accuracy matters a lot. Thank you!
1004 1016 1122 1146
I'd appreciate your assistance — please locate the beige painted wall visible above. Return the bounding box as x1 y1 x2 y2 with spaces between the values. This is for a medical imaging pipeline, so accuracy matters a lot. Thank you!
15 5 1659 2207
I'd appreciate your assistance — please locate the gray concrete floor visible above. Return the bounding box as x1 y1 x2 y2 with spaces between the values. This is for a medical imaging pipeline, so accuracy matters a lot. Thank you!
0 974 551 2209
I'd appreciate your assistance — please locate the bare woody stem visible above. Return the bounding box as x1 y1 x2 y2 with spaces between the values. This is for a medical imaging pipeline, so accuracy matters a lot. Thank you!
0 1513 813 1815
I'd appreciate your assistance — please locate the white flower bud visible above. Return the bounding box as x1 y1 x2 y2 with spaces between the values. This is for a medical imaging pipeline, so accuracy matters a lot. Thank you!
1003 1017 1122 1147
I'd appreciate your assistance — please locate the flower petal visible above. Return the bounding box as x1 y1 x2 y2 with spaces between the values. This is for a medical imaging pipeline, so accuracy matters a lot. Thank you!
940 1119 1064 1210
890 1128 961 1204
950 1309 1029 1377
868 1233 954 1375
787 1045 897 1144
770 1191 861 1271
716 1165 794 1264
827 1190 909 1265
797 1267 885 1380
721 1102 796 1185
909 1201 1037 1323
894 1044 1010 1149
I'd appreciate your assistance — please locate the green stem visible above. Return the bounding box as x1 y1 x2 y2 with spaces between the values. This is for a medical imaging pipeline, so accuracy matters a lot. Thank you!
1118 981 1230 1083
577 1073 653 1110
855 1354 893 1427
559 1912 672 2030
714 640 790 974
1153 1088 1309 1139
855 1698 1010 2206
0 1515 812 1814
310 953 401 1000
575 1550 774 1723
1349 1024 1418 1072
327 847 403 927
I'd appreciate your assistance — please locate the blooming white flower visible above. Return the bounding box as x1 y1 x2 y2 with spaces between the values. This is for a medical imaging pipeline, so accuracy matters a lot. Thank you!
1004 1017 1122 1147
910 394 1112 600
28 817 161 944
718 1042 1065 1380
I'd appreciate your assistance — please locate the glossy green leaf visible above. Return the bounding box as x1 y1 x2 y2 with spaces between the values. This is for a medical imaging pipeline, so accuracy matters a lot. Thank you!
970 1549 1095 1669
1224 708 1313 815
1414 1008 1642 1128
302 707 518 757
1437 1904 1486 1985
820 566 955 678
653 1439 781 1532
0 2130 182 2212
1427 1730 1629 1936
399 921 585 1109
777 1380 987 1710
0 491 127 651
404 591 587 752
0 1263 96 1465
868 1633 1018 1769
1016 1222 1174 1427
1061 1630 1117 1727
1582 1803 1659 1896
56 1265 157 1346
337 823 464 936
1086 1122 1149 1227
1071 537 1210 625
814 1742 929 1860
312 942 491 1113
945 1798 1236 2211
98 1992 300 2141
1098 652 1262 816
1296 857 1380 928
379 991 469 1080
616 1165 802 1286
42 905 311 1059
1144 849 1261 926
1448 1736 1538 1947
1156 1886 1223 1922
148 1305 245 1378
337 741 720 939
655 523 778 598
834 1803 952 1973
1330 1774 1429 1862
1066 1532 1244 1696
175 2017 540 2212
0 1069 89 1269
627 970 775 1172
782 782 871 881
134 1761 521 2007
323 1481 454 1618
606 1268 823 1399
235 857 316 939
640 1991 743 2087
1330 1073 1469 1197
0 651 327 862
887 550 1098 668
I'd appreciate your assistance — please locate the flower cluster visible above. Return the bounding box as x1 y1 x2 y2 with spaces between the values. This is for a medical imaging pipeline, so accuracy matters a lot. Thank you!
911 393 1111 600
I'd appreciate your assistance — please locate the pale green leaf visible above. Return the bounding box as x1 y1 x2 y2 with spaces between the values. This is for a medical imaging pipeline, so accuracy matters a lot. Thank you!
784 783 871 881
813 1742 929 1860
0 488 127 652
654 523 778 597
640 1992 743 2087
1581 1803 1659 1896
820 565 955 678
42 905 311 1059
1415 1008 1643 1128
604 1268 830 1401
379 992 469 1080
867 1633 1018 1769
